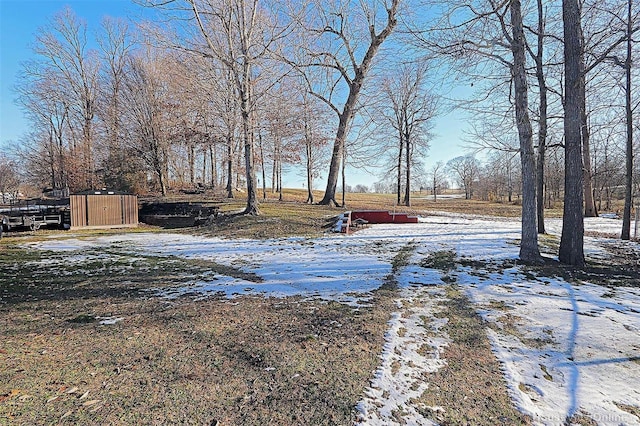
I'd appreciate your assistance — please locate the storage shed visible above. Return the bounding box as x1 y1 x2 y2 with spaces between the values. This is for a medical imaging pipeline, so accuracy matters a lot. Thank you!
70 191 138 229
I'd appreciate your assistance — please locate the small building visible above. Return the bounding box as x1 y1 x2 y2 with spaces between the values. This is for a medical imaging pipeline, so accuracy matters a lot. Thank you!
70 190 138 229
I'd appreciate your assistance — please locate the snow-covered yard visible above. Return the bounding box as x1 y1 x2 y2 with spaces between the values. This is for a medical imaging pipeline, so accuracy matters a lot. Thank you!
27 214 640 425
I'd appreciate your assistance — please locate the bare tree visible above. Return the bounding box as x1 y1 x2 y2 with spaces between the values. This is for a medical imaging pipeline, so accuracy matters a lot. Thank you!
97 16 136 191
377 61 437 206
0 155 21 203
428 161 446 201
478 151 519 202
16 68 71 190
559 0 585 267
447 155 480 199
619 0 637 240
33 7 100 190
526 0 555 234
188 0 264 214
578 0 640 218
421 0 543 262
291 0 401 206
256 80 300 201
119 52 173 195
209 66 242 199
145 0 290 214
591 120 625 212
296 88 330 203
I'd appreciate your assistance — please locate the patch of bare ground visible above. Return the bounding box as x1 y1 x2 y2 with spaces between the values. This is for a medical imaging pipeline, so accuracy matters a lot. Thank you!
0 290 397 425
614 402 640 421
566 410 599 426
457 244 640 290
415 285 531 425
524 247 640 289
203 201 341 239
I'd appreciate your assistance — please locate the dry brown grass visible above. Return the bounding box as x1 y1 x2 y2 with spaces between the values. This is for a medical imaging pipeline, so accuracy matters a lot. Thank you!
161 188 565 240
0 226 399 425
417 285 531 425
0 255 396 425
1 192 595 425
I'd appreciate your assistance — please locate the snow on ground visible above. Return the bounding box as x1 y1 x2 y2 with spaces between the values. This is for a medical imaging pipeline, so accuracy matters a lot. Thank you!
356 284 450 426
459 266 640 425
25 213 640 425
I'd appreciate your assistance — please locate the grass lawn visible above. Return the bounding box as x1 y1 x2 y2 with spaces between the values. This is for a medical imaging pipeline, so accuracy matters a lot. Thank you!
0 191 633 425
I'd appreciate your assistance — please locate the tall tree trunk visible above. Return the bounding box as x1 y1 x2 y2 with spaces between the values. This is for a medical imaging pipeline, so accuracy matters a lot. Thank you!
240 83 259 215
305 118 314 204
258 131 267 200
341 145 347 207
534 0 548 234
511 0 543 264
621 0 634 240
581 90 597 217
320 105 354 206
404 134 411 207
210 143 217 187
226 136 234 199
272 154 277 193
397 129 403 205
432 174 437 201
559 0 585 267
202 146 207 185
155 147 167 197
83 116 94 189
278 160 283 201
48 130 57 188
189 142 195 185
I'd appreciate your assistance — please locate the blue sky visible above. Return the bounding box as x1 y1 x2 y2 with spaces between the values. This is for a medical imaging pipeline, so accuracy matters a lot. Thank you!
0 0 142 147
0 0 469 188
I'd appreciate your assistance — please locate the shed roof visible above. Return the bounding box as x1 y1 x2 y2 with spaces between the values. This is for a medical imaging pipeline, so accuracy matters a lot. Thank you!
72 190 134 196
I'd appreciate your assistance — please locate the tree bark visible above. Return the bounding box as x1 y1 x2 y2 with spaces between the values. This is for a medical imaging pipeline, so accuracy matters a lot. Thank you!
432 174 437 201
559 0 585 267
258 131 267 200
404 131 411 207
241 82 259 215
225 136 234 199
533 0 547 234
510 0 543 264
341 145 347 207
304 111 314 204
621 0 634 240
210 143 217 187
320 94 357 206
189 141 195 185
581 87 597 217
397 127 403 205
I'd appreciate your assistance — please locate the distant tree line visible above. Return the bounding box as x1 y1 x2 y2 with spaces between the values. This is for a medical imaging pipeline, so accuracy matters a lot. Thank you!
4 0 639 266
11 0 428 215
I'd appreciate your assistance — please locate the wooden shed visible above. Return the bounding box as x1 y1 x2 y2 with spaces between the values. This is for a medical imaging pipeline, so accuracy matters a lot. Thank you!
70 191 138 229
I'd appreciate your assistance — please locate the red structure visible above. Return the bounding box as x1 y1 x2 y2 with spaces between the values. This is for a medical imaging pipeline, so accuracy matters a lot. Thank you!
351 210 418 224
334 210 419 234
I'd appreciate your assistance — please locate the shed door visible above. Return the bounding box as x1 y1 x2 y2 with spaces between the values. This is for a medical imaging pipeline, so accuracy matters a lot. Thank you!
87 195 123 226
